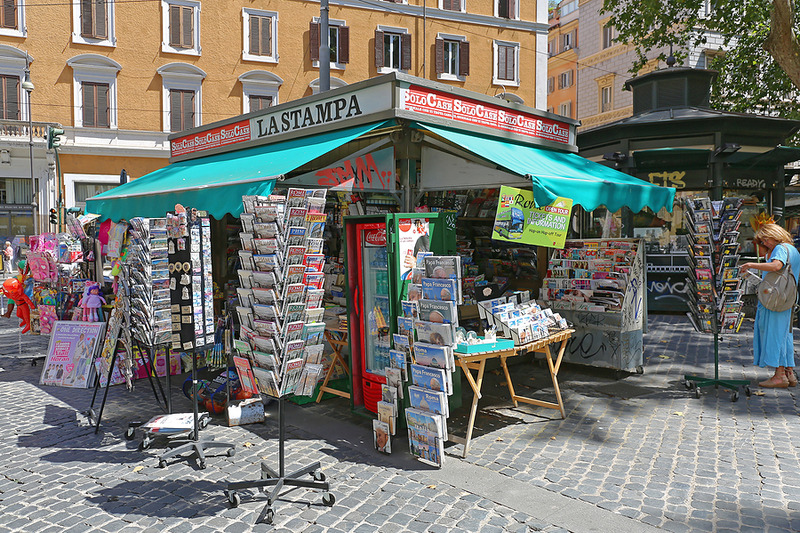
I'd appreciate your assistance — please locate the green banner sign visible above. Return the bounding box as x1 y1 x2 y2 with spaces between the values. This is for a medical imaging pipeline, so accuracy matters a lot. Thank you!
491 185 573 248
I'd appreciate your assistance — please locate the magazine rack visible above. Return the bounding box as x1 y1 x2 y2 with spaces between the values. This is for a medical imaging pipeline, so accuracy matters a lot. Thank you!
682 196 750 401
224 395 334 524
155 347 235 469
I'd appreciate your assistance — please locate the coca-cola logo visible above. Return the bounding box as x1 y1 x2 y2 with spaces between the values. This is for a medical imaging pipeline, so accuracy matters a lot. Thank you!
365 229 386 246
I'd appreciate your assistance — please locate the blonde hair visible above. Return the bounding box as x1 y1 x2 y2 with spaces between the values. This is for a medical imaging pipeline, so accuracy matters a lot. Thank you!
755 223 793 245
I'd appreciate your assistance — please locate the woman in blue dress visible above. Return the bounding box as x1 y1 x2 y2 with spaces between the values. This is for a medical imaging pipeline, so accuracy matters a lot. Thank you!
741 224 800 388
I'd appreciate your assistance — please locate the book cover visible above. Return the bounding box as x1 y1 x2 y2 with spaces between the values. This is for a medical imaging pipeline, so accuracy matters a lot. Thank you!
413 342 452 371
304 306 324 324
393 333 412 359
285 207 308 228
423 255 461 281
253 222 281 239
285 226 307 246
407 427 444 468
385 367 404 399
414 321 455 346
252 366 281 397
251 271 278 290
397 316 414 339
280 357 305 396
401 300 418 319
233 356 259 395
410 363 450 395
305 213 327 240
302 343 325 364
250 350 280 371
235 306 253 330
303 254 326 273
389 349 408 380
281 339 306 367
254 204 281 223
405 406 447 443
285 245 307 266
283 320 305 343
373 419 392 454
253 319 281 338
408 385 449 417
252 303 281 321
295 363 323 396
417 299 458 326
303 272 325 290
302 322 325 345
421 278 460 303
283 283 306 305
251 335 279 354
284 302 306 323
377 400 396 434
285 188 307 209
306 238 324 255
285 264 306 286
305 288 324 309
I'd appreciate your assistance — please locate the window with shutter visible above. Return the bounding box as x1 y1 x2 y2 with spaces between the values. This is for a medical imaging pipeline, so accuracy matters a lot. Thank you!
249 15 273 56
169 89 195 132
497 0 516 19
435 39 444 75
310 21 320 61
249 95 273 112
497 44 515 81
459 41 469 76
0 0 16 30
400 33 411 70
0 75 19 120
442 0 462 11
328 26 339 64
80 0 108 39
81 82 110 128
383 32 401 69
338 26 349 64
169 5 193 48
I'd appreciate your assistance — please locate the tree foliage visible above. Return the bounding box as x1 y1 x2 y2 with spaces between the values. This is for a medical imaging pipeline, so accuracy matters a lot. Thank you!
601 0 800 122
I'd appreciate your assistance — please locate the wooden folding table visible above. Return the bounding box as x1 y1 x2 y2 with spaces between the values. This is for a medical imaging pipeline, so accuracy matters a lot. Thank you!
315 327 351 403
449 329 573 458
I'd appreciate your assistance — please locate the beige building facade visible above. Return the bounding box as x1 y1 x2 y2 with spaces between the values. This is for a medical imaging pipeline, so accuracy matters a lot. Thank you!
0 0 549 239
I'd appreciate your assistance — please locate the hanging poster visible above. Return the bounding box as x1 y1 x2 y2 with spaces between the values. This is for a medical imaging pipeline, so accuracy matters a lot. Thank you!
397 218 430 281
40 321 105 388
491 185 573 249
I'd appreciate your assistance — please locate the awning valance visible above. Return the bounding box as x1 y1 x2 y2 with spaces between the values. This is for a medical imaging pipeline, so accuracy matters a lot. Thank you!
86 121 385 221
417 123 676 213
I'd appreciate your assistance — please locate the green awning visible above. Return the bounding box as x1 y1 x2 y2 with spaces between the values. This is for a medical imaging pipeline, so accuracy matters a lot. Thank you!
417 123 676 213
86 121 385 221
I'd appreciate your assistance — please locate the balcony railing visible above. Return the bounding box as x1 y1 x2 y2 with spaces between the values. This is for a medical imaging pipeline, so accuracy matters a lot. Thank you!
0 120 51 141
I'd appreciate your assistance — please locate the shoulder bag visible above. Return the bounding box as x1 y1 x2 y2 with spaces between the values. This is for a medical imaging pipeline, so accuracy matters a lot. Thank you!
757 243 798 312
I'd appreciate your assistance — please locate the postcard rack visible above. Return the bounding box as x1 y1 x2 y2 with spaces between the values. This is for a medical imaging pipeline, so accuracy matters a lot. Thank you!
682 196 750 401
224 190 335 524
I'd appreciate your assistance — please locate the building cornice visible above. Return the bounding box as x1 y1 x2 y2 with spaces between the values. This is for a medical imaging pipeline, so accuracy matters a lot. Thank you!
578 106 633 131
578 43 635 69
319 0 548 33
60 128 171 158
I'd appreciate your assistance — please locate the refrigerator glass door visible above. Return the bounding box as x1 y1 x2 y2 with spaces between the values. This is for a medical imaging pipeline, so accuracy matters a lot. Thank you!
361 228 391 376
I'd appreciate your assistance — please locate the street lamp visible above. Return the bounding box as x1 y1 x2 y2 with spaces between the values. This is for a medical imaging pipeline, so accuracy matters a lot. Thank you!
21 60 36 235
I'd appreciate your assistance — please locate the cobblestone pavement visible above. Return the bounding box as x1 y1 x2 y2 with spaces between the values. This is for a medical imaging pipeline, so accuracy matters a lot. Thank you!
1 314 799 532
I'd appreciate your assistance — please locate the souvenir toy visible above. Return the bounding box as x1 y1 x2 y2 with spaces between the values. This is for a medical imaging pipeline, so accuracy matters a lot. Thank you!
1 277 34 333
79 283 106 322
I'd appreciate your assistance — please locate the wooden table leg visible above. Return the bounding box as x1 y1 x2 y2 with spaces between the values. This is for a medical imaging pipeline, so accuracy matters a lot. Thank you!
315 357 338 403
546 340 567 419
316 331 351 403
499 354 518 408
461 358 486 458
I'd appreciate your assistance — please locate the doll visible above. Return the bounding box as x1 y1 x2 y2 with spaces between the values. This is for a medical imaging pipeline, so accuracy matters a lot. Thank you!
1 276 35 333
79 284 106 322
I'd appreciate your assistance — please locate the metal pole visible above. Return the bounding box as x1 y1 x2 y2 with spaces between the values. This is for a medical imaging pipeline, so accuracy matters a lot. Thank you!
319 0 330 92
23 61 36 235
422 0 427 77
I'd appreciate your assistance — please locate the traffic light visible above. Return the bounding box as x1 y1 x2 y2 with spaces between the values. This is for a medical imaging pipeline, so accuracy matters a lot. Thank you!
49 208 57 226
47 126 65 150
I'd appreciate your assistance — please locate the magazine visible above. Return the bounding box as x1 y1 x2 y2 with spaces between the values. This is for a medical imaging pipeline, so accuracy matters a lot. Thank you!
385 367 404 399
304 307 324 324
417 299 458 326
280 358 305 396
401 300 418 319
393 333 412 359
283 321 305 343
252 366 281 397
284 302 306 324
373 419 392 454
381 383 398 407
405 406 448 446
295 363 323 396
302 343 325 364
407 426 444 468
250 350 280 371
305 213 327 240
285 245 307 266
284 264 306 286
303 254 326 273
251 287 279 305
285 188 307 209
397 316 414 339
306 238 324 255
306 289 324 309
424 256 461 280
302 322 325 345
389 349 408 380
285 226 307 246
285 207 308 228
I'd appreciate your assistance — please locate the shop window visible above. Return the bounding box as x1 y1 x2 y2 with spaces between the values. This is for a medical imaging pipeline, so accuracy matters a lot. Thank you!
81 82 110 128
310 19 350 69
158 63 205 133
74 182 115 204
493 40 519 86
162 0 201 56
496 0 517 19
375 27 411 73
435 34 469 81
243 9 278 63
67 54 121 128
0 74 18 120
239 70 282 113
440 0 464 12
0 178 32 204
0 0 25 37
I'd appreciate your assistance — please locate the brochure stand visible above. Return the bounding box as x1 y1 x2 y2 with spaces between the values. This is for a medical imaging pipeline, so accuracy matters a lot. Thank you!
225 396 333 524
157 209 234 468
682 196 750 401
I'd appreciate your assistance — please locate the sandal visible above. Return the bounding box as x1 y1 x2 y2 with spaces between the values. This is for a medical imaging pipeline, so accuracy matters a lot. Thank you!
786 368 798 387
760 375 790 388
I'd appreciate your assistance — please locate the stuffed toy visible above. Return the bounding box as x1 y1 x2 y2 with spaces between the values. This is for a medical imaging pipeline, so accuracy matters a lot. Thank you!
79 283 106 322
1 277 35 333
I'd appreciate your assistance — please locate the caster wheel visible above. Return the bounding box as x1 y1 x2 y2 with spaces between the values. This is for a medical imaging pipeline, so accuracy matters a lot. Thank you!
198 460 206 470
125 427 136 441
731 391 739 402
744 385 752 397
312 470 326 482
138 439 151 452
227 491 240 508
31 359 37 367
322 493 335 507
158 460 166 469
684 379 692 390
264 509 274 524
227 447 235 457
695 387 701 399
635 365 644 375
199 417 209 430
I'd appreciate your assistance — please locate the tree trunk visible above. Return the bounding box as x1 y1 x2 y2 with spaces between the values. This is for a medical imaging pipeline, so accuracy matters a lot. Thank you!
764 0 800 90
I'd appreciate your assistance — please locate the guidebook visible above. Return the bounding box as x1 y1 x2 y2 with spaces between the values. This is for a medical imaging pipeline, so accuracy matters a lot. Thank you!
412 342 453 371
421 278 460 304
373 419 392 454
410 363 451 395
414 320 455 346
408 385 449 417
416 299 458 326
